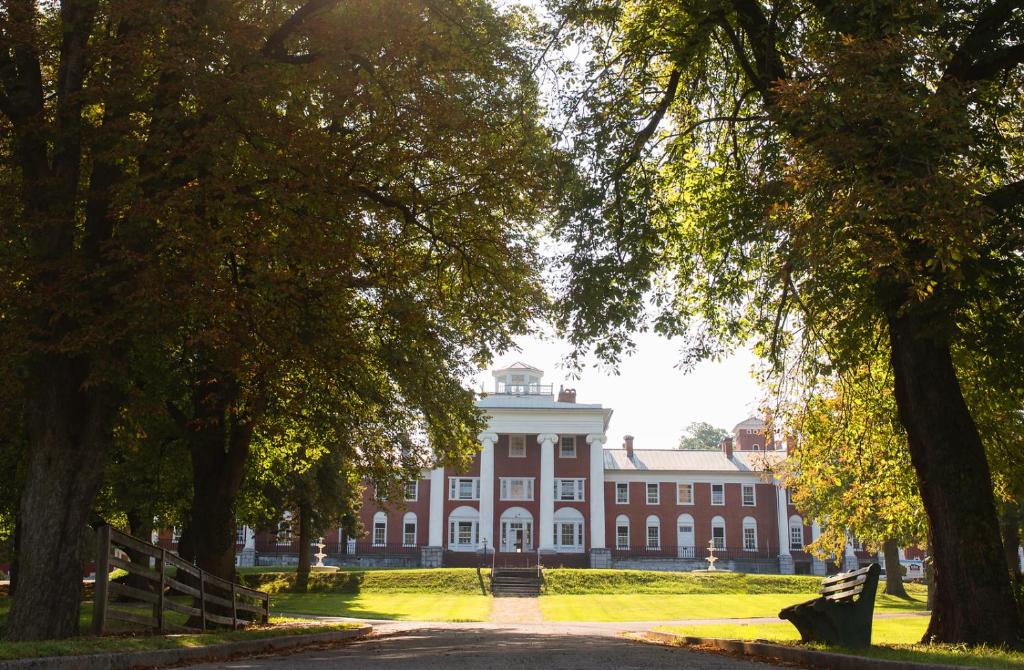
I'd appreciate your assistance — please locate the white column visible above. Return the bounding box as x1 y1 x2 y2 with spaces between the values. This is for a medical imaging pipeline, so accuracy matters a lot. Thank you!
843 533 859 572
538 433 558 551
428 466 445 546
243 526 255 551
810 521 826 576
587 434 607 549
776 483 791 557
478 432 498 549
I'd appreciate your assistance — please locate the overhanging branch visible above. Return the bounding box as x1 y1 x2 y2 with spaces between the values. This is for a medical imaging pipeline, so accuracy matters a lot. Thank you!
262 0 343 64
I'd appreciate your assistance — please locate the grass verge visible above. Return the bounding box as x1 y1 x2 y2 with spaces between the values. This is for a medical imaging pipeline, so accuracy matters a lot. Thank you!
657 618 1024 669
0 620 359 661
541 569 824 595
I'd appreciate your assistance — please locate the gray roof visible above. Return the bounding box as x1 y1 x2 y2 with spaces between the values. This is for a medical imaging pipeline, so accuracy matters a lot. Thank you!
604 449 784 473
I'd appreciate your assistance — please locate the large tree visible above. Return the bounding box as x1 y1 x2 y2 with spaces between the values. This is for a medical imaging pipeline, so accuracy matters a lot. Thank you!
550 0 1024 645
0 0 551 640
677 421 729 450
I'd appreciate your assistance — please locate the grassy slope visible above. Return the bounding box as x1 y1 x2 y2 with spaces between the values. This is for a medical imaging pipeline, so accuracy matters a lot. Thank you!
542 569 824 595
241 568 490 594
657 618 1024 669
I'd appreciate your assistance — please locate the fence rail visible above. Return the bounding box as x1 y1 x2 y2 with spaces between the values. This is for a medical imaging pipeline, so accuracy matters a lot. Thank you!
93 525 269 635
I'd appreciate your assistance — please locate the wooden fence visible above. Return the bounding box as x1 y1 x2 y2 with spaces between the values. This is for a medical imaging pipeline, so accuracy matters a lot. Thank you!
92 524 269 635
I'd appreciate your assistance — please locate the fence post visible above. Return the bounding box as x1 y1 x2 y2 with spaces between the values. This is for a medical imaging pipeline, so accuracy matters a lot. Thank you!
157 548 167 632
231 583 238 629
199 572 207 632
92 524 111 635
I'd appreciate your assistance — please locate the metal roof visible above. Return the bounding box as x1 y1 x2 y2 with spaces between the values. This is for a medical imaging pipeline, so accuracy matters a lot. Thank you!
732 416 767 432
603 449 784 473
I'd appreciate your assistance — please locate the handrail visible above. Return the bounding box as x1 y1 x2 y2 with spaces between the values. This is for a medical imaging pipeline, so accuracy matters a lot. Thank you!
92 524 270 635
536 547 541 579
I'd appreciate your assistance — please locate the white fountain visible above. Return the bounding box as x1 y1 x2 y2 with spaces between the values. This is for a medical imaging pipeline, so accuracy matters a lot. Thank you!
312 537 338 572
691 539 732 573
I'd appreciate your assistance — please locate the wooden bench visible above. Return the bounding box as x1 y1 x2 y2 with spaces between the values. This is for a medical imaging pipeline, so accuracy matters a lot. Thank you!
779 563 880 647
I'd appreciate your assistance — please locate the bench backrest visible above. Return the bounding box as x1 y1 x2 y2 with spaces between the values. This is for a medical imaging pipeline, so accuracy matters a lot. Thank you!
820 564 878 603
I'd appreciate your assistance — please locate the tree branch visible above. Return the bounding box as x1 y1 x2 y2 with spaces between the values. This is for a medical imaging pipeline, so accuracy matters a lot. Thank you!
729 0 788 100
983 178 1024 214
262 0 342 64
942 0 1022 86
610 69 680 185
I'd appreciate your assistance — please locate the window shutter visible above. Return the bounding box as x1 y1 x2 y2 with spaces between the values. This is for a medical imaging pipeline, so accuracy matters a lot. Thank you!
449 478 456 500
577 479 585 501
474 478 481 500
449 522 455 544
500 479 507 499
527 479 534 500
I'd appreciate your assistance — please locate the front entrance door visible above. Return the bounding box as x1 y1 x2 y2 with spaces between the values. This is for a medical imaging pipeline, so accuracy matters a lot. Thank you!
501 521 533 552
678 524 695 558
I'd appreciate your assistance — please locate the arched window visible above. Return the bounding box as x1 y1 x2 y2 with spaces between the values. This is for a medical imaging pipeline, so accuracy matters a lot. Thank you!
615 514 630 550
447 505 479 551
711 515 726 549
276 511 294 545
372 511 387 547
402 512 417 547
742 516 757 551
553 507 585 553
676 513 695 558
645 515 661 550
789 515 805 551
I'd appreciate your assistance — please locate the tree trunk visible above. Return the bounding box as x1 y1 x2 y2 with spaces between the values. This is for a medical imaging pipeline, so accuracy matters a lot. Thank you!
888 310 1023 646
296 501 312 593
883 538 909 598
1000 500 1022 590
5 357 115 640
125 509 156 593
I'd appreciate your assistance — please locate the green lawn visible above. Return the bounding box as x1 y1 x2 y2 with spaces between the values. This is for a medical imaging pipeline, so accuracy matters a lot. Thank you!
656 618 1024 669
540 582 927 622
269 592 491 622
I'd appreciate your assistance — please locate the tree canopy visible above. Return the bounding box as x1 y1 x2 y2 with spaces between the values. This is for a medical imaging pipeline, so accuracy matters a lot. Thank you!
547 0 1024 646
0 0 554 640
677 421 729 450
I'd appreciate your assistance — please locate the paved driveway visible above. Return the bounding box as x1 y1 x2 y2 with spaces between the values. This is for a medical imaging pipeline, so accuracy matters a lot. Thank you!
185 622 783 669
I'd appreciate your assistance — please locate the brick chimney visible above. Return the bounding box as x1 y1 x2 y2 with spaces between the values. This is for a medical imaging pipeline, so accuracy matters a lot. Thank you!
623 435 634 459
557 386 577 403
720 436 734 459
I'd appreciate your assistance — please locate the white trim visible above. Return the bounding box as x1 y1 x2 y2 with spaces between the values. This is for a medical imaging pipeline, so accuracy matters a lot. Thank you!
741 483 756 506
615 514 630 550
448 476 481 501
645 515 661 550
372 511 388 547
508 434 527 458
615 482 629 504
676 482 694 505
710 483 725 506
711 515 726 549
404 481 418 502
402 512 418 547
646 482 660 505
499 477 535 501
559 435 577 458
554 478 585 502
742 516 757 551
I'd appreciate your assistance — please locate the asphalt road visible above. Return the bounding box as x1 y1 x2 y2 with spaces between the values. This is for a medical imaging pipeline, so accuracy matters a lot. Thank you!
184 623 784 669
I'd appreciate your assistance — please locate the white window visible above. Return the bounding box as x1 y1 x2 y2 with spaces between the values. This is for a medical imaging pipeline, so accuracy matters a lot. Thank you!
786 489 794 505
742 484 756 506
790 515 804 550
711 516 726 549
500 477 535 501
752 443 760 451
403 512 417 547
276 512 293 545
554 478 585 502
645 515 661 549
448 477 481 500
559 435 576 458
676 483 693 505
742 517 757 551
646 482 660 505
615 482 629 504
404 481 418 501
509 435 526 458
711 483 725 506
615 514 630 550
372 511 387 547
235 527 246 545
447 506 480 550
552 507 585 552
171 526 182 544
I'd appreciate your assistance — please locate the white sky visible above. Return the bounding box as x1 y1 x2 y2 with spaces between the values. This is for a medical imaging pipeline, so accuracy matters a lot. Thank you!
471 331 764 451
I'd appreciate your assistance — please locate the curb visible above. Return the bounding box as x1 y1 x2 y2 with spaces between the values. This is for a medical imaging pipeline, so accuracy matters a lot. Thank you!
0 625 372 670
644 631 965 670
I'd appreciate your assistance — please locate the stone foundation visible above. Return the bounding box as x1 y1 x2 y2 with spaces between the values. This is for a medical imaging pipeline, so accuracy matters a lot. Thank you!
421 546 443 568
589 548 611 569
